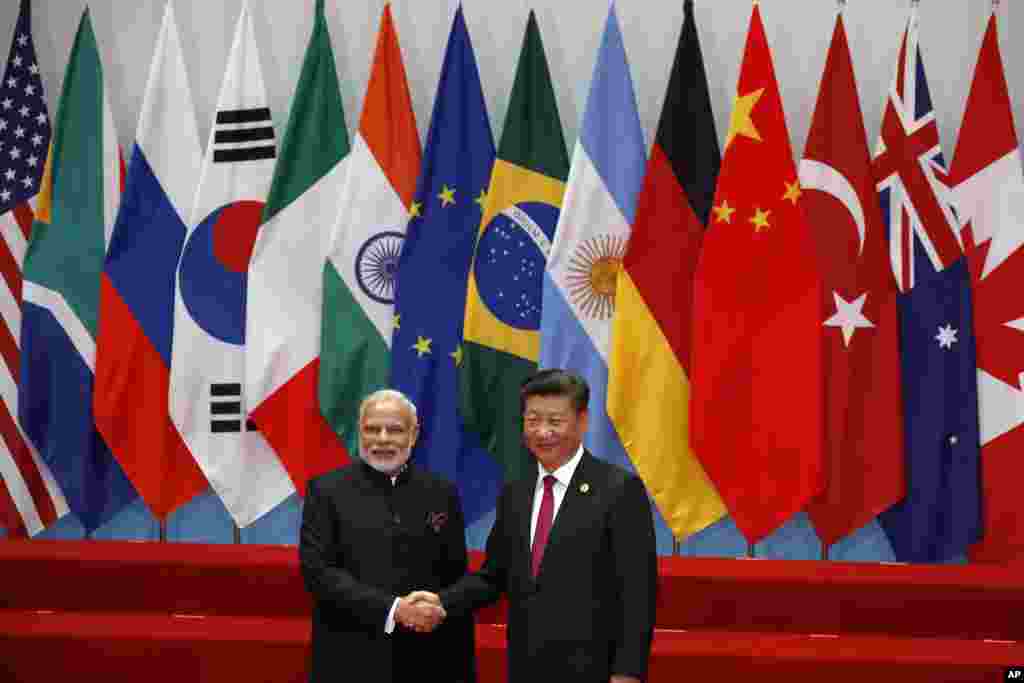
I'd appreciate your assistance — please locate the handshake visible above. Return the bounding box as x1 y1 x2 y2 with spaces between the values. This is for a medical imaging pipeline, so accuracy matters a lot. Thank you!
395 590 445 633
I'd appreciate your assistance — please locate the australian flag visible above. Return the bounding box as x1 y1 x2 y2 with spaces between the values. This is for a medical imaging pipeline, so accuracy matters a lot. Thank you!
390 7 500 535
872 7 981 562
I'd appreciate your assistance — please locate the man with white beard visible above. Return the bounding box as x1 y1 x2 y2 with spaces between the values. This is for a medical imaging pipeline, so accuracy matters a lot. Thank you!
299 389 476 682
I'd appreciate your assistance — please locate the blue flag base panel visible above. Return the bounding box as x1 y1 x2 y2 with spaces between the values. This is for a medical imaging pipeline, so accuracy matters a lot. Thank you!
3 489 301 545
0 500 970 562
678 515 749 557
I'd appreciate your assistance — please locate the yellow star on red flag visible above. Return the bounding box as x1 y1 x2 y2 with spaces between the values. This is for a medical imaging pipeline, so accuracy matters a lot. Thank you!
783 180 801 204
724 88 764 150
690 2 824 546
713 200 736 224
749 207 771 232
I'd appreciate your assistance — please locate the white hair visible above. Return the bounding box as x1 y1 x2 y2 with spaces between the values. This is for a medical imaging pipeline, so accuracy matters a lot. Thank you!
358 389 418 425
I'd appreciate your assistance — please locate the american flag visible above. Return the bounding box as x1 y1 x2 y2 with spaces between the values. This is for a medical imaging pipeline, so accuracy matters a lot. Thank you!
0 0 64 537
872 8 963 291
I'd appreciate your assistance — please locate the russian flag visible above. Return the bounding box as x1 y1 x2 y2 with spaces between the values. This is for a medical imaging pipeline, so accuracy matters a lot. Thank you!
93 1 207 520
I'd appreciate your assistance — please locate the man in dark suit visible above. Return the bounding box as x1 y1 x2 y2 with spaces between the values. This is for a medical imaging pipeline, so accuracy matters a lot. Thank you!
299 389 475 682
418 369 657 683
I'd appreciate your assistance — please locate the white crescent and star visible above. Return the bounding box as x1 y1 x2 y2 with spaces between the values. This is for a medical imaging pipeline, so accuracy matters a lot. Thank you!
799 160 874 346
798 158 866 256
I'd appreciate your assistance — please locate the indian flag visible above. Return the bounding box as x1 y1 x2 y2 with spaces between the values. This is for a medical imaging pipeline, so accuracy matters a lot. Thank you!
319 3 420 453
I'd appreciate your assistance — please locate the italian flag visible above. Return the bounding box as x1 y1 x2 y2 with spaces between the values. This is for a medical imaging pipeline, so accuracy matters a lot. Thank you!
319 3 421 453
246 0 350 492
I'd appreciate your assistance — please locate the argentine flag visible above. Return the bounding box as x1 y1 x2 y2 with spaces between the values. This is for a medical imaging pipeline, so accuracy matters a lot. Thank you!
539 4 644 473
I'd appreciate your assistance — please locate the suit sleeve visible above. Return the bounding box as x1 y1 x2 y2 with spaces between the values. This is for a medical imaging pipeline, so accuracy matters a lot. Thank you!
610 475 658 680
441 482 469 586
438 487 508 617
299 476 396 630
437 482 478 683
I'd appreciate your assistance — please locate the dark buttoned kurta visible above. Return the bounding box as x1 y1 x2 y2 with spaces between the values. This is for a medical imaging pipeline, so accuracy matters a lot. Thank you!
300 462 475 683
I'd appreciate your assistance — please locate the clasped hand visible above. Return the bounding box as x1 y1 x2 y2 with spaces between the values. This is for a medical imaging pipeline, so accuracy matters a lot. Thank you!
395 590 444 633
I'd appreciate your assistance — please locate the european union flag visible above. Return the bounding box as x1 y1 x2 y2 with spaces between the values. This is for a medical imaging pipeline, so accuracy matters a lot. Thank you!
391 6 499 528
878 257 982 562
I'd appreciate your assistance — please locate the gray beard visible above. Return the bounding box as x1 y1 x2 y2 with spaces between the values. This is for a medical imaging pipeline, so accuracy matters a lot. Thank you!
361 449 411 476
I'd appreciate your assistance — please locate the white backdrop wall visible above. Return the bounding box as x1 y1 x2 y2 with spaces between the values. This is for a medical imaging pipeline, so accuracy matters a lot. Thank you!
1 1 1020 173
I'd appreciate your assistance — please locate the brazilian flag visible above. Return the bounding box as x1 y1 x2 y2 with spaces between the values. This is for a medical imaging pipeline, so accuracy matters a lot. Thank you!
460 11 568 484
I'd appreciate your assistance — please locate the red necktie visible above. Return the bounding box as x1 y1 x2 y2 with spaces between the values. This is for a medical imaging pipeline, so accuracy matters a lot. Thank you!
531 475 556 577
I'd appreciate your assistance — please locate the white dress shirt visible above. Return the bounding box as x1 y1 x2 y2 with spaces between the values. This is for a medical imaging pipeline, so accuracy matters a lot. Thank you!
529 444 584 545
385 473 401 634
388 448 585 632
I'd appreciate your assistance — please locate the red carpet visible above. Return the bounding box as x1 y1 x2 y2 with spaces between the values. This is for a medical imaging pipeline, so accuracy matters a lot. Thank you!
1 540 1021 681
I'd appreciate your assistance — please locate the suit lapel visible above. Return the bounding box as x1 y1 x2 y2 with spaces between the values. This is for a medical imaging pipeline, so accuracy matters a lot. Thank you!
518 476 538 578
536 451 597 579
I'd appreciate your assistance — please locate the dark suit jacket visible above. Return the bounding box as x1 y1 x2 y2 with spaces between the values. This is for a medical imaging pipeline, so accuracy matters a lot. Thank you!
299 462 475 683
440 451 657 683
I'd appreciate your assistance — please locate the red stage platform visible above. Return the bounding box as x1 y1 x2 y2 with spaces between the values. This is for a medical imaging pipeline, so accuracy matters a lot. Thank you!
1 540 1021 681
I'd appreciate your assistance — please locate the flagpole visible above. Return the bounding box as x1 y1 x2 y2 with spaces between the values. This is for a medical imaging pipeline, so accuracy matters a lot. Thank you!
746 543 754 559
835 0 845 533
158 518 167 542
672 538 681 555
233 521 241 544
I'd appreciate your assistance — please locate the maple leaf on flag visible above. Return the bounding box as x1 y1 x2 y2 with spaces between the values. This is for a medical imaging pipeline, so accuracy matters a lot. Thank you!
968 240 1024 390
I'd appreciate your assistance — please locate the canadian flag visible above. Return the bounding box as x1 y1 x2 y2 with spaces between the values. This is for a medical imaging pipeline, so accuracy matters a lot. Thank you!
947 12 1024 562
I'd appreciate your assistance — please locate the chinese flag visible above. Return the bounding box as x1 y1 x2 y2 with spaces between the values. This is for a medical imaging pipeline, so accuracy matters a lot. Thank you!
690 3 824 545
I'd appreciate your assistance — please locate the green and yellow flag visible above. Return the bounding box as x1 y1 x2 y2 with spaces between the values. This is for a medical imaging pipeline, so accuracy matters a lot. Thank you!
460 11 568 484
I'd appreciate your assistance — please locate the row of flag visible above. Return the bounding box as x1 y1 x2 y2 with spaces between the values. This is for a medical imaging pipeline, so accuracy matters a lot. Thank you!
0 0 1021 565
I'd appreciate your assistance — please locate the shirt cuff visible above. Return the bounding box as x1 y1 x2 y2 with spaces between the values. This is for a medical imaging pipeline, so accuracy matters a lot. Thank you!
385 597 400 634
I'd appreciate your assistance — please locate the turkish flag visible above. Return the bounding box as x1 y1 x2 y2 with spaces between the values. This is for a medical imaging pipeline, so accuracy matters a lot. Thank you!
799 16 904 546
690 4 824 545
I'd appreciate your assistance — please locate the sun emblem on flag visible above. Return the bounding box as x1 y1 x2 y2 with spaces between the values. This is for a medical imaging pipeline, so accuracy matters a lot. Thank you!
565 234 627 320
355 230 405 304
